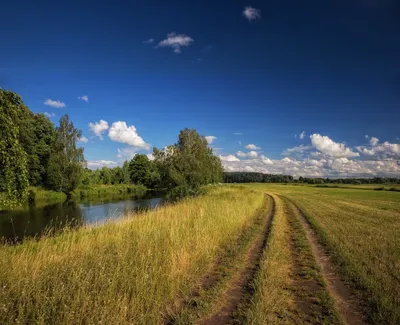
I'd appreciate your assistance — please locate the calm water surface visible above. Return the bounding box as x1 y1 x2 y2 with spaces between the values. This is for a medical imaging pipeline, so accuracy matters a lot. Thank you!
0 195 165 241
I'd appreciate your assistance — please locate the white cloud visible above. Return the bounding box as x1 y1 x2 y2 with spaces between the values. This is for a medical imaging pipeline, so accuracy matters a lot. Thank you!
310 134 359 158
282 145 312 156
243 6 261 21
356 139 400 159
205 136 217 144
260 155 273 165
365 135 369 139
117 147 137 160
222 155 400 178
44 99 65 108
78 95 89 102
236 150 258 159
89 120 109 139
108 121 150 149
299 131 306 140
245 144 261 150
234 132 243 135
219 154 240 162
147 153 155 161
43 112 55 118
143 38 154 44
78 136 88 143
156 32 194 53
369 137 379 146
87 160 118 170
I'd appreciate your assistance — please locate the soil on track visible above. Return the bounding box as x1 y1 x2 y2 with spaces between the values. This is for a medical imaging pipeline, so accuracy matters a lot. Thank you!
198 194 276 325
288 200 367 325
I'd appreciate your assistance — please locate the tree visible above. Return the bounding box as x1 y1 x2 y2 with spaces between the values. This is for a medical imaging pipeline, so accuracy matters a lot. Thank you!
47 115 85 192
129 154 160 188
0 89 30 208
153 129 223 197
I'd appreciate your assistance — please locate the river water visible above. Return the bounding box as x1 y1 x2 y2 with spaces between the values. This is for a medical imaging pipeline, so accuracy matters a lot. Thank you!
0 195 165 241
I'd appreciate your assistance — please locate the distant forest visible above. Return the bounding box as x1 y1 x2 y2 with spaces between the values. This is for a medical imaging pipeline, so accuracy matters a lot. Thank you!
224 172 400 185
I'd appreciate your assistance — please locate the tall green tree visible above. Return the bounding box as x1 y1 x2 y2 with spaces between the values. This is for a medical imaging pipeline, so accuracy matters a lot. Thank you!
47 115 86 192
129 154 160 188
0 90 30 208
153 128 223 197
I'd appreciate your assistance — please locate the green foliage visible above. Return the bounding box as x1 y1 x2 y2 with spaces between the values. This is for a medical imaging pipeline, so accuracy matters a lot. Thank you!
154 128 223 198
47 115 86 193
0 89 30 208
70 184 147 200
129 154 160 188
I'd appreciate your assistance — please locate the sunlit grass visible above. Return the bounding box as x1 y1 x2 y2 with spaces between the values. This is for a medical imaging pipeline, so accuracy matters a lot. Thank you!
249 184 400 325
0 186 264 324
244 194 293 324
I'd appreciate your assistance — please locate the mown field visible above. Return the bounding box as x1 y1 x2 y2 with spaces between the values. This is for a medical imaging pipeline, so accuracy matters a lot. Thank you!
0 184 399 324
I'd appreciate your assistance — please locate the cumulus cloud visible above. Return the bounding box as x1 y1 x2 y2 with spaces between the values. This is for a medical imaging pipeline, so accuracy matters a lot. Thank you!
299 131 306 140
310 134 359 158
356 139 400 159
43 112 55 118
205 136 217 144
89 120 109 139
87 160 118 170
365 135 369 139
282 145 312 156
44 99 65 108
156 32 194 53
242 6 261 21
147 153 155 161
222 155 400 178
108 121 150 149
237 150 258 159
245 144 261 150
219 154 240 162
369 137 379 146
78 136 88 143
143 38 154 44
78 95 89 102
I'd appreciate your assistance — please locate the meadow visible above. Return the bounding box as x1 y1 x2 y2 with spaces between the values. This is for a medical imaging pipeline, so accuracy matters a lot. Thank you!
0 184 399 324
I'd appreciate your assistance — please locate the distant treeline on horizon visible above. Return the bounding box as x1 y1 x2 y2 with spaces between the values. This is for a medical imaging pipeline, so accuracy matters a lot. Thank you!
223 172 400 184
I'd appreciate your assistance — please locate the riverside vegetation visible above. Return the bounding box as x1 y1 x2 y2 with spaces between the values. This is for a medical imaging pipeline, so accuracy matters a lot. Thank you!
0 89 224 210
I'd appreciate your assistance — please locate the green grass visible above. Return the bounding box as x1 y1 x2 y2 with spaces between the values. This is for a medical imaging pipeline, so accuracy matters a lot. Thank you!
0 186 264 324
70 184 148 200
249 183 400 325
0 188 67 211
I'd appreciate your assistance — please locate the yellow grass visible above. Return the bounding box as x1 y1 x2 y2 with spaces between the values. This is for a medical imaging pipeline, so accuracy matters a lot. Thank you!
0 186 264 325
245 194 293 324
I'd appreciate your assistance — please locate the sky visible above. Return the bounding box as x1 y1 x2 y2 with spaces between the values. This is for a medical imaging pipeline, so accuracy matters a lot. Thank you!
2 0 400 177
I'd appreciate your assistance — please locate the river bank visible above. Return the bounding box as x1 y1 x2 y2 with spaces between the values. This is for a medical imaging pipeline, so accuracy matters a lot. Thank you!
0 184 148 212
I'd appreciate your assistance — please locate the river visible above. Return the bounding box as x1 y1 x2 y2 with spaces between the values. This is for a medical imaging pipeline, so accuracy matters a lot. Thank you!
0 194 165 241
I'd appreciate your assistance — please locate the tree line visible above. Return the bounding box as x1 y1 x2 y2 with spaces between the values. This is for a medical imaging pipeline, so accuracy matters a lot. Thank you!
0 89 224 208
224 172 399 185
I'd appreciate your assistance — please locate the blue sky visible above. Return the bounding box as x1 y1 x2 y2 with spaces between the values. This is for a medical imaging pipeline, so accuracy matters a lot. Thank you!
2 0 400 176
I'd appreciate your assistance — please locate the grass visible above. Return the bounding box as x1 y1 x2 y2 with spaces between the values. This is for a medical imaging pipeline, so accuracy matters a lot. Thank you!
244 194 293 324
0 188 67 211
0 186 264 324
70 184 148 200
249 183 400 325
169 194 271 324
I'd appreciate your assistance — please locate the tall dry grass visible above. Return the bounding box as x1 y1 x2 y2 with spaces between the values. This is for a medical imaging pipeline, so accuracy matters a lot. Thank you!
0 186 263 325
244 194 293 324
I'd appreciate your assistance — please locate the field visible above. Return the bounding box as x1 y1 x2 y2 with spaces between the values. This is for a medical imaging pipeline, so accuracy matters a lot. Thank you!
0 184 399 324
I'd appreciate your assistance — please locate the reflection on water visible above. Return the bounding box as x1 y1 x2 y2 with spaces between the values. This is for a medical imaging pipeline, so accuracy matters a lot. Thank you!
0 195 164 241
